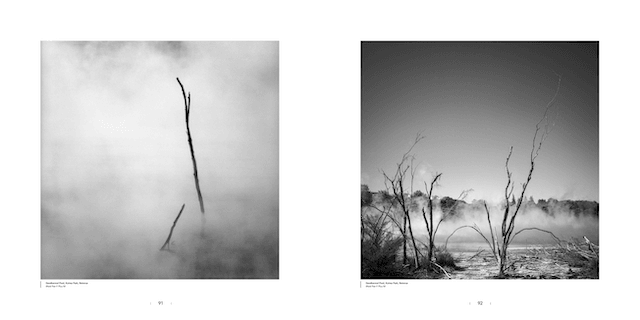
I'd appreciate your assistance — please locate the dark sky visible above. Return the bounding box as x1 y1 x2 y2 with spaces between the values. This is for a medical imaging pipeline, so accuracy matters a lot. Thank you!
362 42 598 202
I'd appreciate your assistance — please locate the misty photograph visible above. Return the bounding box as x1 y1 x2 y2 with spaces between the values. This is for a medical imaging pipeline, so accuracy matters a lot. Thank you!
361 41 598 279
42 41 278 279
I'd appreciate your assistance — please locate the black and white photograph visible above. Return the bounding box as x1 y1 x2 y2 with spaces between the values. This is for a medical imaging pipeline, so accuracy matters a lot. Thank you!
41 41 279 279
361 41 599 279
5 1 639 317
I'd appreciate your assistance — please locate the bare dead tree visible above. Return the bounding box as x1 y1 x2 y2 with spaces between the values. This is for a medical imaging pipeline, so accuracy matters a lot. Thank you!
422 173 442 266
445 73 562 277
406 157 418 265
421 173 472 268
177 77 206 235
160 204 186 251
380 132 424 269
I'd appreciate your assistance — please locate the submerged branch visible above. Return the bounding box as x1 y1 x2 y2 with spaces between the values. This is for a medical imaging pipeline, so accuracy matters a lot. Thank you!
160 204 186 251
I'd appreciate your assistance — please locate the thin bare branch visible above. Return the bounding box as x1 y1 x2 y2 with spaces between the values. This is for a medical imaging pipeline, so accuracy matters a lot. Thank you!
445 225 494 254
459 72 563 277
177 77 205 216
422 207 432 235
433 188 473 237
410 157 421 195
509 227 561 246
484 201 497 254
501 146 513 236
503 75 562 244
160 204 186 251
367 203 403 234
431 261 451 279
532 73 562 162
419 172 442 265
177 78 189 122
467 248 485 261
400 131 425 164
378 132 426 269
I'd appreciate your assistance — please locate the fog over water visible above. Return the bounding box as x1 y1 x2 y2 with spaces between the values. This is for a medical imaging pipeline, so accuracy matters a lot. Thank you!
41 42 278 279
434 204 599 246
364 195 598 251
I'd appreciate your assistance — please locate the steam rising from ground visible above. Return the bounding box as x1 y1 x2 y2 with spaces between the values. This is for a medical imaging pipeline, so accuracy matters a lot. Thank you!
365 195 598 251
41 42 278 279
434 204 599 247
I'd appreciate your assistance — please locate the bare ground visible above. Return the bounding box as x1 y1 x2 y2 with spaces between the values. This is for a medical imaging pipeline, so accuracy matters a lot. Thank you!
438 248 596 279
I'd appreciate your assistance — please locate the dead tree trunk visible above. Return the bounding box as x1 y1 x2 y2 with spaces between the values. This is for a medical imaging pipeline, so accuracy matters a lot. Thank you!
422 173 442 266
402 216 408 264
422 173 470 272
445 72 562 278
177 78 206 236
382 132 425 269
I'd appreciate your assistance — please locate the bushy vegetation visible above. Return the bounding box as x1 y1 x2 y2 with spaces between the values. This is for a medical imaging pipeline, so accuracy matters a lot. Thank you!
361 184 373 207
361 214 406 279
434 246 458 269
416 245 459 277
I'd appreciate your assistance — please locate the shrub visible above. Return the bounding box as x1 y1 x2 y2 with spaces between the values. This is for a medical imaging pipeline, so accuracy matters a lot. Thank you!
434 246 458 268
361 214 405 278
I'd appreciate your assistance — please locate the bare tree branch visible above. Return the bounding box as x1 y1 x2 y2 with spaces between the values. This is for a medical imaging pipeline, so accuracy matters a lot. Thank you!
431 261 451 279
510 227 561 245
467 248 485 261
501 146 513 236
177 78 206 218
160 204 186 251
377 132 426 269
447 72 563 277
433 188 472 239
445 225 490 252
484 202 497 254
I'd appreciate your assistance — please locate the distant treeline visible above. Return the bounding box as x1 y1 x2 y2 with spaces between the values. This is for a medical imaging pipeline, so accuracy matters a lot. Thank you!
361 185 598 219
